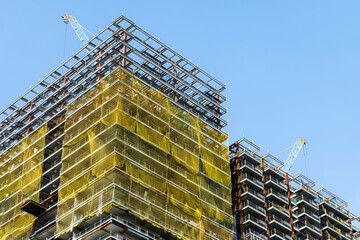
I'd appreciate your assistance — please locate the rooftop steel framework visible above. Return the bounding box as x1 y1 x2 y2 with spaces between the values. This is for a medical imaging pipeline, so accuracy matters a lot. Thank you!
0 15 226 154
0 15 230 240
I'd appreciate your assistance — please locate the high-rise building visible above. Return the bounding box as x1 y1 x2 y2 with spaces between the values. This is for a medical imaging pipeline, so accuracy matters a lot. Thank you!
1 14 359 240
0 16 233 240
230 138 359 240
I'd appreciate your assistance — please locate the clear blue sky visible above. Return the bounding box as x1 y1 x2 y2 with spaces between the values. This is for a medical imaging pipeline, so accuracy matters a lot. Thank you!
1 1 359 218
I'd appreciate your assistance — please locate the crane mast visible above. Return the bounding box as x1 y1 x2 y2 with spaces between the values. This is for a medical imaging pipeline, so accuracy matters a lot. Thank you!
62 14 89 47
282 138 305 173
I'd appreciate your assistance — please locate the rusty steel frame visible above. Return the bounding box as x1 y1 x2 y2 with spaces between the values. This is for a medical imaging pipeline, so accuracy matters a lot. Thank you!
0 15 227 154
229 138 359 240
232 141 245 239
260 157 270 240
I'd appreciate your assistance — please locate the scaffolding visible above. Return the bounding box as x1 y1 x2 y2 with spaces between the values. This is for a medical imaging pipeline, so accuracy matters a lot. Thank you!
56 68 232 239
0 15 229 240
0 125 47 239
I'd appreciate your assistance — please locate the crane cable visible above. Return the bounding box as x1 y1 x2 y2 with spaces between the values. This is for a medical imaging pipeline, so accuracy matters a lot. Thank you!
63 23 68 63
79 24 95 38
274 142 296 157
303 143 309 176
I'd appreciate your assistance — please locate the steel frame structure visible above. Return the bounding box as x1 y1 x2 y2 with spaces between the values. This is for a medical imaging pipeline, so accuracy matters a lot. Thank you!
0 15 226 154
230 138 359 240
0 15 229 240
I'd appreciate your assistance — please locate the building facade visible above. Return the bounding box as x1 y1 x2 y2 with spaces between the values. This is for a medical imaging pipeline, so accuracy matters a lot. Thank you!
230 138 359 240
0 16 232 240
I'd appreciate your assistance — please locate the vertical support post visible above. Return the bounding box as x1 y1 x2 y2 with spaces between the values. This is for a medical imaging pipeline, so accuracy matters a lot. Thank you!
234 142 245 240
215 91 221 130
348 211 353 240
122 33 127 67
286 173 295 240
173 66 178 103
26 102 34 135
60 77 67 119
95 50 103 97
93 49 103 111
60 77 67 110
98 51 102 81
58 76 67 135
260 158 270 240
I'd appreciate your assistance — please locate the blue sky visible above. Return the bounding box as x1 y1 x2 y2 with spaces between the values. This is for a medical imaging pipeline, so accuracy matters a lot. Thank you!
0 1 359 218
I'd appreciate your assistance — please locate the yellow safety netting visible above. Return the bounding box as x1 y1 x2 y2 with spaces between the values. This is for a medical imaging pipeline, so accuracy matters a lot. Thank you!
0 124 47 240
56 68 232 239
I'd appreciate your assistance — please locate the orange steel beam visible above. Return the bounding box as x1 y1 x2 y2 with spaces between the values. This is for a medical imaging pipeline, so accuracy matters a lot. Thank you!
26 102 34 135
59 76 67 126
95 50 103 108
286 173 295 240
216 91 220 130
348 211 353 240
235 142 245 239
173 66 178 102
260 158 270 239
122 33 127 67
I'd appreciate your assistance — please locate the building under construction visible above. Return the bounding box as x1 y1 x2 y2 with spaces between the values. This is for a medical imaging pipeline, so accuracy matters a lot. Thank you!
230 138 359 240
0 14 359 240
0 16 233 239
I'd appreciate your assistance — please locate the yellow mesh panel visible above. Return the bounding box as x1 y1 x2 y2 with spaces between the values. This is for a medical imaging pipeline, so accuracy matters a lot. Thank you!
201 148 230 186
137 82 170 153
201 216 233 240
199 120 230 186
167 183 201 220
167 204 201 239
170 104 200 174
127 161 166 194
0 124 47 240
57 67 232 239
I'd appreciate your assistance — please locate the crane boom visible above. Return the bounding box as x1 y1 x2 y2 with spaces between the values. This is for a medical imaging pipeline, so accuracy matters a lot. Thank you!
281 138 305 172
62 14 89 46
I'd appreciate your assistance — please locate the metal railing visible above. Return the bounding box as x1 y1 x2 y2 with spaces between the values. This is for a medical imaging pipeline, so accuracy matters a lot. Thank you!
294 195 318 208
268 201 289 216
321 221 351 238
295 221 321 233
242 173 262 188
265 175 286 189
238 160 261 174
267 188 288 202
243 200 265 215
270 229 291 240
269 215 291 228
294 208 320 220
319 208 351 230
244 214 267 228
242 186 264 201
245 229 267 240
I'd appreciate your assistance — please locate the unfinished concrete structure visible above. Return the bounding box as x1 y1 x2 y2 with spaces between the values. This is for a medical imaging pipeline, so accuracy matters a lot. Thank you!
230 138 359 240
0 16 232 240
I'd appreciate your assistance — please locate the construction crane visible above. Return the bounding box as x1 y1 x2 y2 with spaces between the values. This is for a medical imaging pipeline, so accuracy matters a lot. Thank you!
280 138 306 240
62 14 89 47
280 138 306 173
